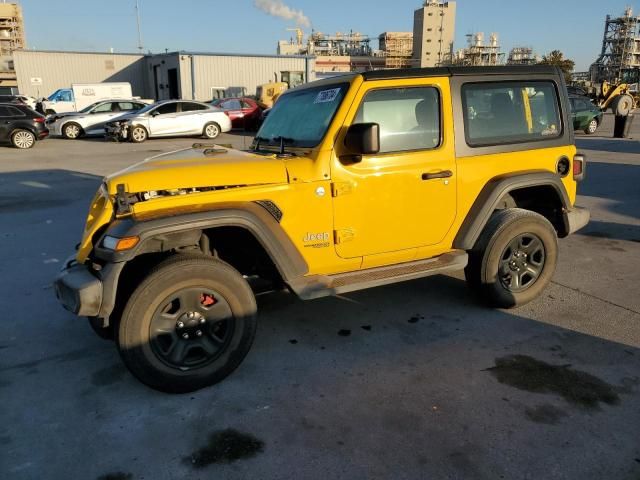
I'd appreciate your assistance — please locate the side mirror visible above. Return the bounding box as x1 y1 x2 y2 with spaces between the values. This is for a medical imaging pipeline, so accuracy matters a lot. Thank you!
344 123 380 157
150 110 160 117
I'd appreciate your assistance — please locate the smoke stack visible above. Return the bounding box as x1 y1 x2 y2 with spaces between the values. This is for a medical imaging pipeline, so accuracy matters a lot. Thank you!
254 0 311 28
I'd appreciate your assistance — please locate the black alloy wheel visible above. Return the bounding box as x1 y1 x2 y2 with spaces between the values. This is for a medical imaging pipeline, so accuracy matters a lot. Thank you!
498 233 545 292
150 287 234 370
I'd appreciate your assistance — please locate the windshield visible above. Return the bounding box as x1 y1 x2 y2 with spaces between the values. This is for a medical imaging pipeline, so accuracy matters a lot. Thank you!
47 89 73 102
79 101 102 113
255 83 349 148
47 89 62 101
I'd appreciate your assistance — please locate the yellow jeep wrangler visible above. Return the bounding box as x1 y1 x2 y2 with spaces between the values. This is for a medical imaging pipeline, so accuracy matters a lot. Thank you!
55 65 589 392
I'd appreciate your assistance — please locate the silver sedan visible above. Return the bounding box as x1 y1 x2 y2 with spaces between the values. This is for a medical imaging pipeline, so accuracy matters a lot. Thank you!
46 99 148 139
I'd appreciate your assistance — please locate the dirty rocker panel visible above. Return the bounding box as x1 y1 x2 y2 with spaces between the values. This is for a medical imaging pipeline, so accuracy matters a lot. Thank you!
290 250 468 300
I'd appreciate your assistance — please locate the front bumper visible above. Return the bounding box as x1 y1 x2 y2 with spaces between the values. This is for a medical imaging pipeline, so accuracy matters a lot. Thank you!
105 123 128 141
566 206 590 235
53 256 125 320
45 120 62 136
54 258 103 317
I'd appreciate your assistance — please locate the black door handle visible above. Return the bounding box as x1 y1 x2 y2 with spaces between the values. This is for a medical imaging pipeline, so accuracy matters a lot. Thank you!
422 170 453 180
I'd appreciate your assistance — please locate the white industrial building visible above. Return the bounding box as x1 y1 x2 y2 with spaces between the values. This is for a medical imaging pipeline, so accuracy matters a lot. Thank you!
12 50 316 101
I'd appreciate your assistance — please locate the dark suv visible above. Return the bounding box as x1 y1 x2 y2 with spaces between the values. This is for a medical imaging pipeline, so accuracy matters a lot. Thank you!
0 103 49 148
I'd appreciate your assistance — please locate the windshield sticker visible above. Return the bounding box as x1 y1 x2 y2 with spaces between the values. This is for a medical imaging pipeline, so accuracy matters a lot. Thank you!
314 88 341 104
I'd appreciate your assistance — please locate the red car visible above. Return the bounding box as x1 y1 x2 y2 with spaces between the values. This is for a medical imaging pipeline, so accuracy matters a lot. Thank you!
211 97 262 130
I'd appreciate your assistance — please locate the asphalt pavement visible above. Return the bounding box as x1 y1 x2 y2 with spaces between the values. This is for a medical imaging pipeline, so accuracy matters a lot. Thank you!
0 121 639 480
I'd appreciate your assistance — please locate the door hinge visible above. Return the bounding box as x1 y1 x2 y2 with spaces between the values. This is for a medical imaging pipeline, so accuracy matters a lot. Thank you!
334 228 355 244
331 182 354 197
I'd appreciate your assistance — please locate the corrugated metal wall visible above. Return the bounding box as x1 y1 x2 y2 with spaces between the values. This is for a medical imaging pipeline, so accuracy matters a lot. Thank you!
13 50 316 101
186 54 315 100
13 50 148 98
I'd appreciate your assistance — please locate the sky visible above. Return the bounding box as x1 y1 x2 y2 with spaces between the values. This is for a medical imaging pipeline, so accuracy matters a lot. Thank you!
15 0 640 71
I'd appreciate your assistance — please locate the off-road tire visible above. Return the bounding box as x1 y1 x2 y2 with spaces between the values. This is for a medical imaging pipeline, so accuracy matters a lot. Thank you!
117 254 257 393
62 122 83 139
11 129 36 149
465 208 558 308
203 122 221 139
612 94 634 116
584 118 598 135
130 125 148 143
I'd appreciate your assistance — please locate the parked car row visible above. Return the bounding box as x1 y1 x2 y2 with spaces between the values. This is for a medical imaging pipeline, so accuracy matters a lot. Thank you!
2 87 601 149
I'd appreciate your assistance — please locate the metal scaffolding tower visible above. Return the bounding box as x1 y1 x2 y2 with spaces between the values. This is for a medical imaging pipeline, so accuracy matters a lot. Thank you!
590 8 640 83
379 32 414 69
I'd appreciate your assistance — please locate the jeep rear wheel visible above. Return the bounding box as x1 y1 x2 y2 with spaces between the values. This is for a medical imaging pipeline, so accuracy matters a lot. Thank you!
117 255 257 393
465 208 558 308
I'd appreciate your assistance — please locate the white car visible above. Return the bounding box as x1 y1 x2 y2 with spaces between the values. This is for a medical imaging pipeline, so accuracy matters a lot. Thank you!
105 100 232 143
46 99 149 139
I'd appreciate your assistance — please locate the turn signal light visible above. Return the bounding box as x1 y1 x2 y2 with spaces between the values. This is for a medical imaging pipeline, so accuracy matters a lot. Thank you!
573 154 585 181
103 235 140 251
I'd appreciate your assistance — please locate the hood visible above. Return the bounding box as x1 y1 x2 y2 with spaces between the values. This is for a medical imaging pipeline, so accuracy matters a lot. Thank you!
105 147 288 195
110 111 141 123
49 111 82 120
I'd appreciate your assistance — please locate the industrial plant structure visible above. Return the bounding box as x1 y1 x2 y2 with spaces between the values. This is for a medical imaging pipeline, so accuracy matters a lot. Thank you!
590 8 640 84
278 29 385 74
507 47 538 65
453 33 505 66
379 32 414 69
0 2 25 93
412 1 456 67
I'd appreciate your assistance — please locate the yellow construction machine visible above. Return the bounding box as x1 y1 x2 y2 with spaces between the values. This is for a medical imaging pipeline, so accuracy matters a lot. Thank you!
598 81 636 116
256 82 288 109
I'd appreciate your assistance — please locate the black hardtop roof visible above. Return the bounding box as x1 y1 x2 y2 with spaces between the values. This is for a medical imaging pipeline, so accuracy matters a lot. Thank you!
361 65 561 81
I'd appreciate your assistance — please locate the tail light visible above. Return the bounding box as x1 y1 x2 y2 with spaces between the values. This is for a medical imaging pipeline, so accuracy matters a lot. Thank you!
573 154 585 182
34 117 46 123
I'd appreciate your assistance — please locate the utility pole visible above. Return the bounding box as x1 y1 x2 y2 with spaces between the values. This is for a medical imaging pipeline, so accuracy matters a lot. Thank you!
135 0 144 53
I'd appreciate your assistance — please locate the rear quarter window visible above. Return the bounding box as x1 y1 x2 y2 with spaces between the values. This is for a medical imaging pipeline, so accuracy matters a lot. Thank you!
462 81 562 147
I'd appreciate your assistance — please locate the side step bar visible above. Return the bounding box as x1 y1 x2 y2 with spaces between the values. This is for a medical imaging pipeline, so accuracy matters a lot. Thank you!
289 250 468 300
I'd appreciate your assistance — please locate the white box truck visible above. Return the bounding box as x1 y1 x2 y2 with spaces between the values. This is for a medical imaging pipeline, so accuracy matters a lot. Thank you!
40 83 134 114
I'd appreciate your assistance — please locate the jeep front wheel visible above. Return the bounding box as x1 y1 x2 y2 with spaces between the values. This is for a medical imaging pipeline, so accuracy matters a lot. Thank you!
117 255 257 393
465 208 558 308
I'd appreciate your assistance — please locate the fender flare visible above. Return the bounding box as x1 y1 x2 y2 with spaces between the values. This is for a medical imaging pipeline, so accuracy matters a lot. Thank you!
453 171 571 250
93 201 307 319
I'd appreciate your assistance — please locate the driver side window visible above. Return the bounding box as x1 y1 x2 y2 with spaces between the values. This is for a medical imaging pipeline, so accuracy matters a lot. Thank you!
354 87 441 153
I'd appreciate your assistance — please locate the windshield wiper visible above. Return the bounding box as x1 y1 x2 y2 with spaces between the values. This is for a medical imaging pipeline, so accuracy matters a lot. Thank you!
252 136 269 152
273 136 295 156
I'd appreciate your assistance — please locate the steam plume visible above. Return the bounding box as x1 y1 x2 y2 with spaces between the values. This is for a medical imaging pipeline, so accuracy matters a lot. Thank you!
254 0 311 28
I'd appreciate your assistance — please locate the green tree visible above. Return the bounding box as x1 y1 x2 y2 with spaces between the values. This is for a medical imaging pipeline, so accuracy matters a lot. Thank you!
539 50 575 83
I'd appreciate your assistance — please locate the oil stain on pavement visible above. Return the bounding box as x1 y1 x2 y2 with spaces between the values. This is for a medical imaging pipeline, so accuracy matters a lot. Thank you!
185 429 264 468
524 404 569 425
97 473 132 480
91 363 127 387
487 355 620 409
